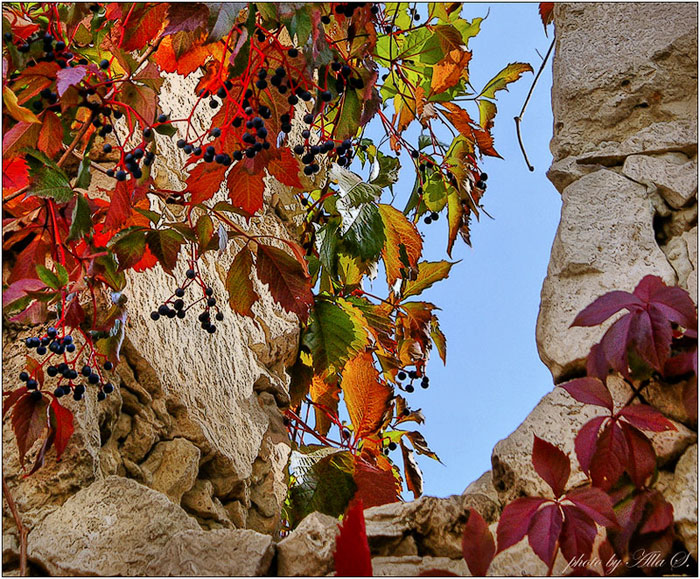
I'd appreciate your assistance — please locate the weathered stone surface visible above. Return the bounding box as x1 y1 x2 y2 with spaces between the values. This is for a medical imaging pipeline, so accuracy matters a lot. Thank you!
491 386 609 504
145 528 274 576
27 477 199 576
276 512 339 577
537 169 677 380
649 418 696 466
664 444 697 561
550 3 697 161
664 226 698 302
181 479 232 528
622 153 697 209
462 470 501 514
372 556 469 576
139 438 200 503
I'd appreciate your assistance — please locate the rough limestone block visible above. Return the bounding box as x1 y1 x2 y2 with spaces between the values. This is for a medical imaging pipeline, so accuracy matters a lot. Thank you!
649 418 696 466
491 386 610 505
664 226 698 303
622 153 697 209
139 438 201 503
27 477 199 576
181 479 232 527
372 556 469 576
664 444 697 561
145 528 274 576
462 470 501 512
537 169 677 380
550 3 697 161
276 512 339 577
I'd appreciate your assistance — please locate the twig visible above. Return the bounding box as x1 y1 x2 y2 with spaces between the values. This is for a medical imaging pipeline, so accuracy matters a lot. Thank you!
3 477 28 576
514 37 556 172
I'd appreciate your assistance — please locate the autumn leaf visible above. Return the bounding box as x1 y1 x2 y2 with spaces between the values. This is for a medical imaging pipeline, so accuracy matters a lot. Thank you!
334 500 373 577
539 3 555 33
352 457 401 509
402 261 455 299
227 162 266 215
3 86 40 123
256 243 313 322
56 65 87 97
121 4 169 51
111 230 147 272
3 156 30 195
401 440 423 499
50 398 74 460
342 352 393 440
11 391 49 467
267 148 303 189
186 162 227 205
145 229 185 275
531 436 570 498
377 203 423 287
225 247 259 318
478 62 534 100
462 508 495 577
37 111 65 159
430 49 471 95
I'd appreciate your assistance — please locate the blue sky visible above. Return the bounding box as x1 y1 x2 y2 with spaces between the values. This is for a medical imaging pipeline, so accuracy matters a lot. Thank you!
365 3 562 497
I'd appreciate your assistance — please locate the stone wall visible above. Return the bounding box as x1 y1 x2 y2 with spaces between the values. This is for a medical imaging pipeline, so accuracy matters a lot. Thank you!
2 4 697 576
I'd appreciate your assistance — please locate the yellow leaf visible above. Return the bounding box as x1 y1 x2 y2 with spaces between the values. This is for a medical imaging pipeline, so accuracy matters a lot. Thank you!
3 87 41 124
430 49 471 95
478 62 533 100
378 203 423 287
342 352 393 440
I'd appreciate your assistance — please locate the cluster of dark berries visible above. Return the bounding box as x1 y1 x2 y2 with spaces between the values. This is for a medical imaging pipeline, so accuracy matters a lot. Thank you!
396 369 429 393
14 32 75 70
382 439 398 455
150 268 223 334
475 172 488 190
333 2 367 18
22 328 116 402
423 211 440 225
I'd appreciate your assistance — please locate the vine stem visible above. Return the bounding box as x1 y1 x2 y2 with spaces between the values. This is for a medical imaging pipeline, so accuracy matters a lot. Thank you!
514 37 555 172
2 477 28 577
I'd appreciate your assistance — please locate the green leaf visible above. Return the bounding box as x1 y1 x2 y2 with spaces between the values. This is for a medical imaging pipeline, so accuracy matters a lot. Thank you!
207 3 245 42
454 16 483 45
419 25 462 65
478 99 497 129
286 448 357 529
154 123 177 137
290 7 312 45
370 153 400 189
75 154 92 189
145 229 184 275
195 214 214 253
67 192 92 241
478 62 533 100
94 255 126 291
25 151 73 202
36 265 60 290
430 316 447 364
55 263 69 288
225 247 258 318
303 298 368 376
403 261 455 299
111 229 147 271
317 219 340 276
343 203 386 262
335 89 362 139
422 174 449 213
134 208 161 225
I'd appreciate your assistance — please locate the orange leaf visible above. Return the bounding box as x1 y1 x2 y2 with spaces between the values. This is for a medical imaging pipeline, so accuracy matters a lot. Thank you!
342 352 393 440
430 49 471 95
352 457 401 509
3 156 30 195
227 162 265 215
3 86 40 123
38 111 64 159
310 374 340 436
186 162 227 205
378 203 423 286
267 148 303 189
121 4 169 51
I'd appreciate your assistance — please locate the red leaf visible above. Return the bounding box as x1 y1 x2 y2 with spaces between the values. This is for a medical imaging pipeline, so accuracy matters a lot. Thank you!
646 284 697 329
633 274 667 302
37 111 64 159
103 181 133 233
145 229 185 275
620 422 656 488
496 496 547 553
629 307 672 372
186 162 227 205
63 296 86 328
462 508 495 577
586 343 610 382
589 420 628 491
639 490 674 534
527 503 563 570
11 391 49 467
2 278 44 307
50 397 74 460
121 4 168 51
56 65 87 97
26 355 44 388
571 291 642 327
267 148 303 189
539 3 554 31
532 436 570 498
3 121 41 160
3 156 30 194
256 243 313 322
352 458 401 510
618 404 676 432
164 3 210 35
560 377 613 412
334 500 373 577
227 163 265 215
566 486 619 528
3 389 27 419
600 314 633 376
559 505 597 563
664 348 698 377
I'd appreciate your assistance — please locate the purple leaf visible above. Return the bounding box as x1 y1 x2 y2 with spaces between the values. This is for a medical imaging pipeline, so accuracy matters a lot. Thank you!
648 285 698 329
589 420 628 491
620 422 656 488
164 3 210 36
56 65 87 96
618 404 676 432
639 490 674 534
461 508 495 576
630 307 672 372
560 377 613 411
2 278 45 306
532 436 571 498
527 503 563 570
496 497 547 553
566 486 619 528
559 505 597 563
600 313 633 376
575 416 607 474
586 342 610 382
633 275 666 302
571 291 642 327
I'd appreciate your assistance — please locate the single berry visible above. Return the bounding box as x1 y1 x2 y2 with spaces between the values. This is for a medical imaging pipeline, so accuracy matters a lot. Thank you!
30 390 43 401
424 216 432 225
66 343 76 353
115 170 127 181
288 48 298 57
74 384 86 395
186 269 196 279
430 212 439 221
99 58 109 69
103 143 112 153
388 442 397 451
143 127 152 138
480 172 488 181
104 361 113 371
82 365 92 377
476 180 487 189
150 311 160 321
207 325 216 334
157 114 168 123
320 90 332 102
47 366 58 377
215 312 224 322
88 373 100 384
54 387 65 398
97 391 106 401
406 384 415 393
173 299 184 310
19 371 29 382
103 382 114 394
207 297 216 307
321 15 331 24
26 379 38 390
